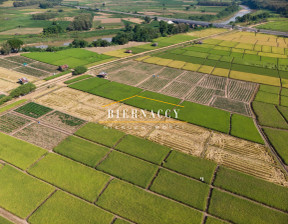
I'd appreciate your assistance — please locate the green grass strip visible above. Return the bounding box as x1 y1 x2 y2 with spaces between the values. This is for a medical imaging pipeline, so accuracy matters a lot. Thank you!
97 151 158 188
0 216 14 224
115 135 170 165
0 132 47 169
44 70 71 81
64 75 92 84
0 165 54 218
28 191 113 224
0 99 27 114
96 179 203 224
28 153 110 202
208 189 288 224
75 123 126 147
54 136 110 167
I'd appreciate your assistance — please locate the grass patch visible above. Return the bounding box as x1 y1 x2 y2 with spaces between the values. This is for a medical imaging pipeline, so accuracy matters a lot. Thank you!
0 165 54 218
115 135 170 164
252 101 288 129
15 102 53 118
150 169 209 210
259 84 280 94
163 150 216 183
68 77 109 92
178 101 230 133
28 191 113 224
254 91 279 104
54 136 109 167
230 114 264 144
97 151 158 188
208 189 288 224
28 153 110 202
205 216 228 224
0 132 46 169
89 81 142 101
0 216 13 224
277 105 288 120
214 166 288 211
43 70 71 81
263 127 288 165
75 123 125 147
64 75 92 84
96 179 203 224
0 99 27 114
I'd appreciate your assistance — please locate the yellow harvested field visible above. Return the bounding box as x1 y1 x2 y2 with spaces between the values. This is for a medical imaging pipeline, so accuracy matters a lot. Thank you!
0 79 19 92
235 42 254 50
122 18 143 24
262 45 272 52
272 47 285 55
104 49 130 58
198 65 214 74
143 56 162 64
259 52 287 58
182 63 201 71
254 45 262 51
0 28 42 35
231 48 244 53
281 79 288 88
98 18 122 24
230 70 281 86
154 58 173 66
187 28 227 37
135 56 150 61
0 67 37 82
212 68 230 77
167 60 186 69
245 50 258 55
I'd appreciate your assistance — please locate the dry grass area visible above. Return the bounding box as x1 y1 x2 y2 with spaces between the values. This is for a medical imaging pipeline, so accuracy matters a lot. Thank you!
86 41 149 54
122 18 143 24
14 123 68 150
0 79 19 92
0 28 43 35
98 18 122 24
50 17 74 22
0 67 37 83
187 28 227 37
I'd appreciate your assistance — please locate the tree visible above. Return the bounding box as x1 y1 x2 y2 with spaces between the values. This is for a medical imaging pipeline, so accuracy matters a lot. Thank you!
144 16 151 24
0 42 11 55
70 39 88 48
159 21 168 36
7 39 23 53
73 66 87 75
67 13 93 31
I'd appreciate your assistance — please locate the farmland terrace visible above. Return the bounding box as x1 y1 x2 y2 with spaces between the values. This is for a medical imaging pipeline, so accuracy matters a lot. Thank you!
0 28 288 224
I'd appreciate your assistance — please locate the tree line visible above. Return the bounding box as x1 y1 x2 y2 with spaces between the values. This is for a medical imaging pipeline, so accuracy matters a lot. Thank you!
13 0 62 8
235 12 270 23
197 1 232 7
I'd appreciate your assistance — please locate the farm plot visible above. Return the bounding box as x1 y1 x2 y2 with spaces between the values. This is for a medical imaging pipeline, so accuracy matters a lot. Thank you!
157 67 183 79
148 122 211 157
198 76 226 90
0 79 19 92
150 169 210 210
40 111 85 133
15 102 53 118
96 179 203 224
0 165 55 219
208 189 288 224
54 136 110 167
28 153 110 202
64 75 92 84
0 58 20 69
176 71 204 84
0 67 37 83
185 86 219 105
6 56 36 64
14 123 68 150
214 166 288 211
108 68 150 86
160 81 193 98
0 113 31 133
255 90 279 104
138 76 171 92
29 62 59 73
227 80 258 102
97 151 158 188
211 97 251 116
14 66 49 78
28 191 113 224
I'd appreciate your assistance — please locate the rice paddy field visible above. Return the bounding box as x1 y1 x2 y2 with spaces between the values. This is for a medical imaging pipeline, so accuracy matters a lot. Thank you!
0 97 287 223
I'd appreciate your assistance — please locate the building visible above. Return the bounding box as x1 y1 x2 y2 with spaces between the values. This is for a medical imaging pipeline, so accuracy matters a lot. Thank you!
18 77 29 84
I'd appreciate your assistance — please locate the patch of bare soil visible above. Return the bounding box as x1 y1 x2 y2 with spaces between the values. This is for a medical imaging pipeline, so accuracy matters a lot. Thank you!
86 41 149 54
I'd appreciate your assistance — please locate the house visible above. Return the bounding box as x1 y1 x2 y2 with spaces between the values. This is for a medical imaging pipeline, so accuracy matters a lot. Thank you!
58 64 69 71
97 71 108 79
19 77 29 84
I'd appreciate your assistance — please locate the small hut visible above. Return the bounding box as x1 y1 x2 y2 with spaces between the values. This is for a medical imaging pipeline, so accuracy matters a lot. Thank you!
125 50 133 54
18 77 29 84
152 42 158 47
58 64 69 72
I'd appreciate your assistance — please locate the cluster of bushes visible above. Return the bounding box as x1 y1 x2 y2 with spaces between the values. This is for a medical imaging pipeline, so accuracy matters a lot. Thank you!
67 13 93 31
72 66 87 75
235 12 270 23
188 3 239 21
43 22 63 35
242 0 287 17
0 39 23 55
13 0 39 7
0 83 36 106
13 0 62 8
32 12 58 20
